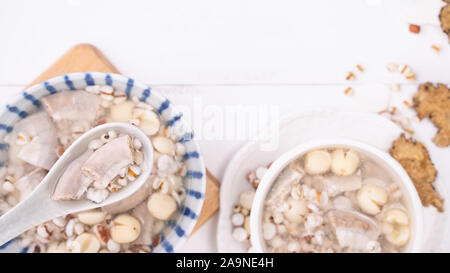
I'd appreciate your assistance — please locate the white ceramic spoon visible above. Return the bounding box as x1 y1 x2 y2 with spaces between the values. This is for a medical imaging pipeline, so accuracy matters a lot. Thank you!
0 122 153 246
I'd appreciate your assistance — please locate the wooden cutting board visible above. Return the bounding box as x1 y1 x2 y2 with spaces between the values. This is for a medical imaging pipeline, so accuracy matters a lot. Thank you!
24 43 220 233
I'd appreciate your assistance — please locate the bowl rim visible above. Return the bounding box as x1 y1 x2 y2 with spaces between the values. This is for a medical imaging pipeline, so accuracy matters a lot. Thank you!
250 137 424 253
0 72 206 253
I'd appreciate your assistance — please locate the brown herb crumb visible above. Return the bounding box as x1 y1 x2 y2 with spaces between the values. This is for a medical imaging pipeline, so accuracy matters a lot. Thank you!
431 44 441 52
409 24 421 34
356 64 364 72
345 72 356 81
405 72 416 82
343 87 354 96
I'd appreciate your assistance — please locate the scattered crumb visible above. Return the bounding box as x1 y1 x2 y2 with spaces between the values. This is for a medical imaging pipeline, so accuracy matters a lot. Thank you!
356 64 364 72
390 118 412 134
345 71 356 81
386 63 399 73
413 82 450 147
390 106 398 115
440 4 450 41
344 65 364 82
343 87 354 96
390 134 443 212
386 63 416 81
390 64 416 82
246 171 260 189
431 44 441 52
400 64 410 74
378 105 416 137
377 109 389 117
404 128 415 135
403 100 412 107
389 84 401 92
405 72 416 82
409 24 421 34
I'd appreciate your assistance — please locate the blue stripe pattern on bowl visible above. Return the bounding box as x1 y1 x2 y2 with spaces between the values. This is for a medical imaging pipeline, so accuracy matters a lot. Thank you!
0 72 206 253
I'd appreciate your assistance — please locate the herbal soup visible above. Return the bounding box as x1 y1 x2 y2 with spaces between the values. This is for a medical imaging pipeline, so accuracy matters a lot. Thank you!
262 147 412 253
0 86 188 253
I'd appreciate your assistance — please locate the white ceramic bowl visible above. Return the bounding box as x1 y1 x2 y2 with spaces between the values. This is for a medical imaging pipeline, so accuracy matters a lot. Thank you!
250 138 424 253
0 72 206 253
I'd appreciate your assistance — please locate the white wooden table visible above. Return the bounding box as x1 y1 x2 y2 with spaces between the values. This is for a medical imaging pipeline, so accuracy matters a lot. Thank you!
0 0 449 252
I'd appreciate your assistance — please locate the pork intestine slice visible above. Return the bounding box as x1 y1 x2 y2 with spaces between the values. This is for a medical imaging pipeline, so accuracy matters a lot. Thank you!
81 135 133 189
52 150 93 201
42 91 102 122
321 175 362 197
6 112 59 170
328 209 380 251
42 91 103 147
266 162 304 209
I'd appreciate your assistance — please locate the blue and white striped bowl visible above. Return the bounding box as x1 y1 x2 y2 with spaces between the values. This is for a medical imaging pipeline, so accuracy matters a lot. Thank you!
0 72 206 253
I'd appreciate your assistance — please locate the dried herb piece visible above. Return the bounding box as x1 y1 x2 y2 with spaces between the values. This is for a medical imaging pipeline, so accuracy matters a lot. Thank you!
440 4 450 41
390 134 443 212
413 82 450 147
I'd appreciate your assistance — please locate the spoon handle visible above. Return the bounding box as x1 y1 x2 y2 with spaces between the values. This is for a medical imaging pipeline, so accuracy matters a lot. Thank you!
0 179 63 246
